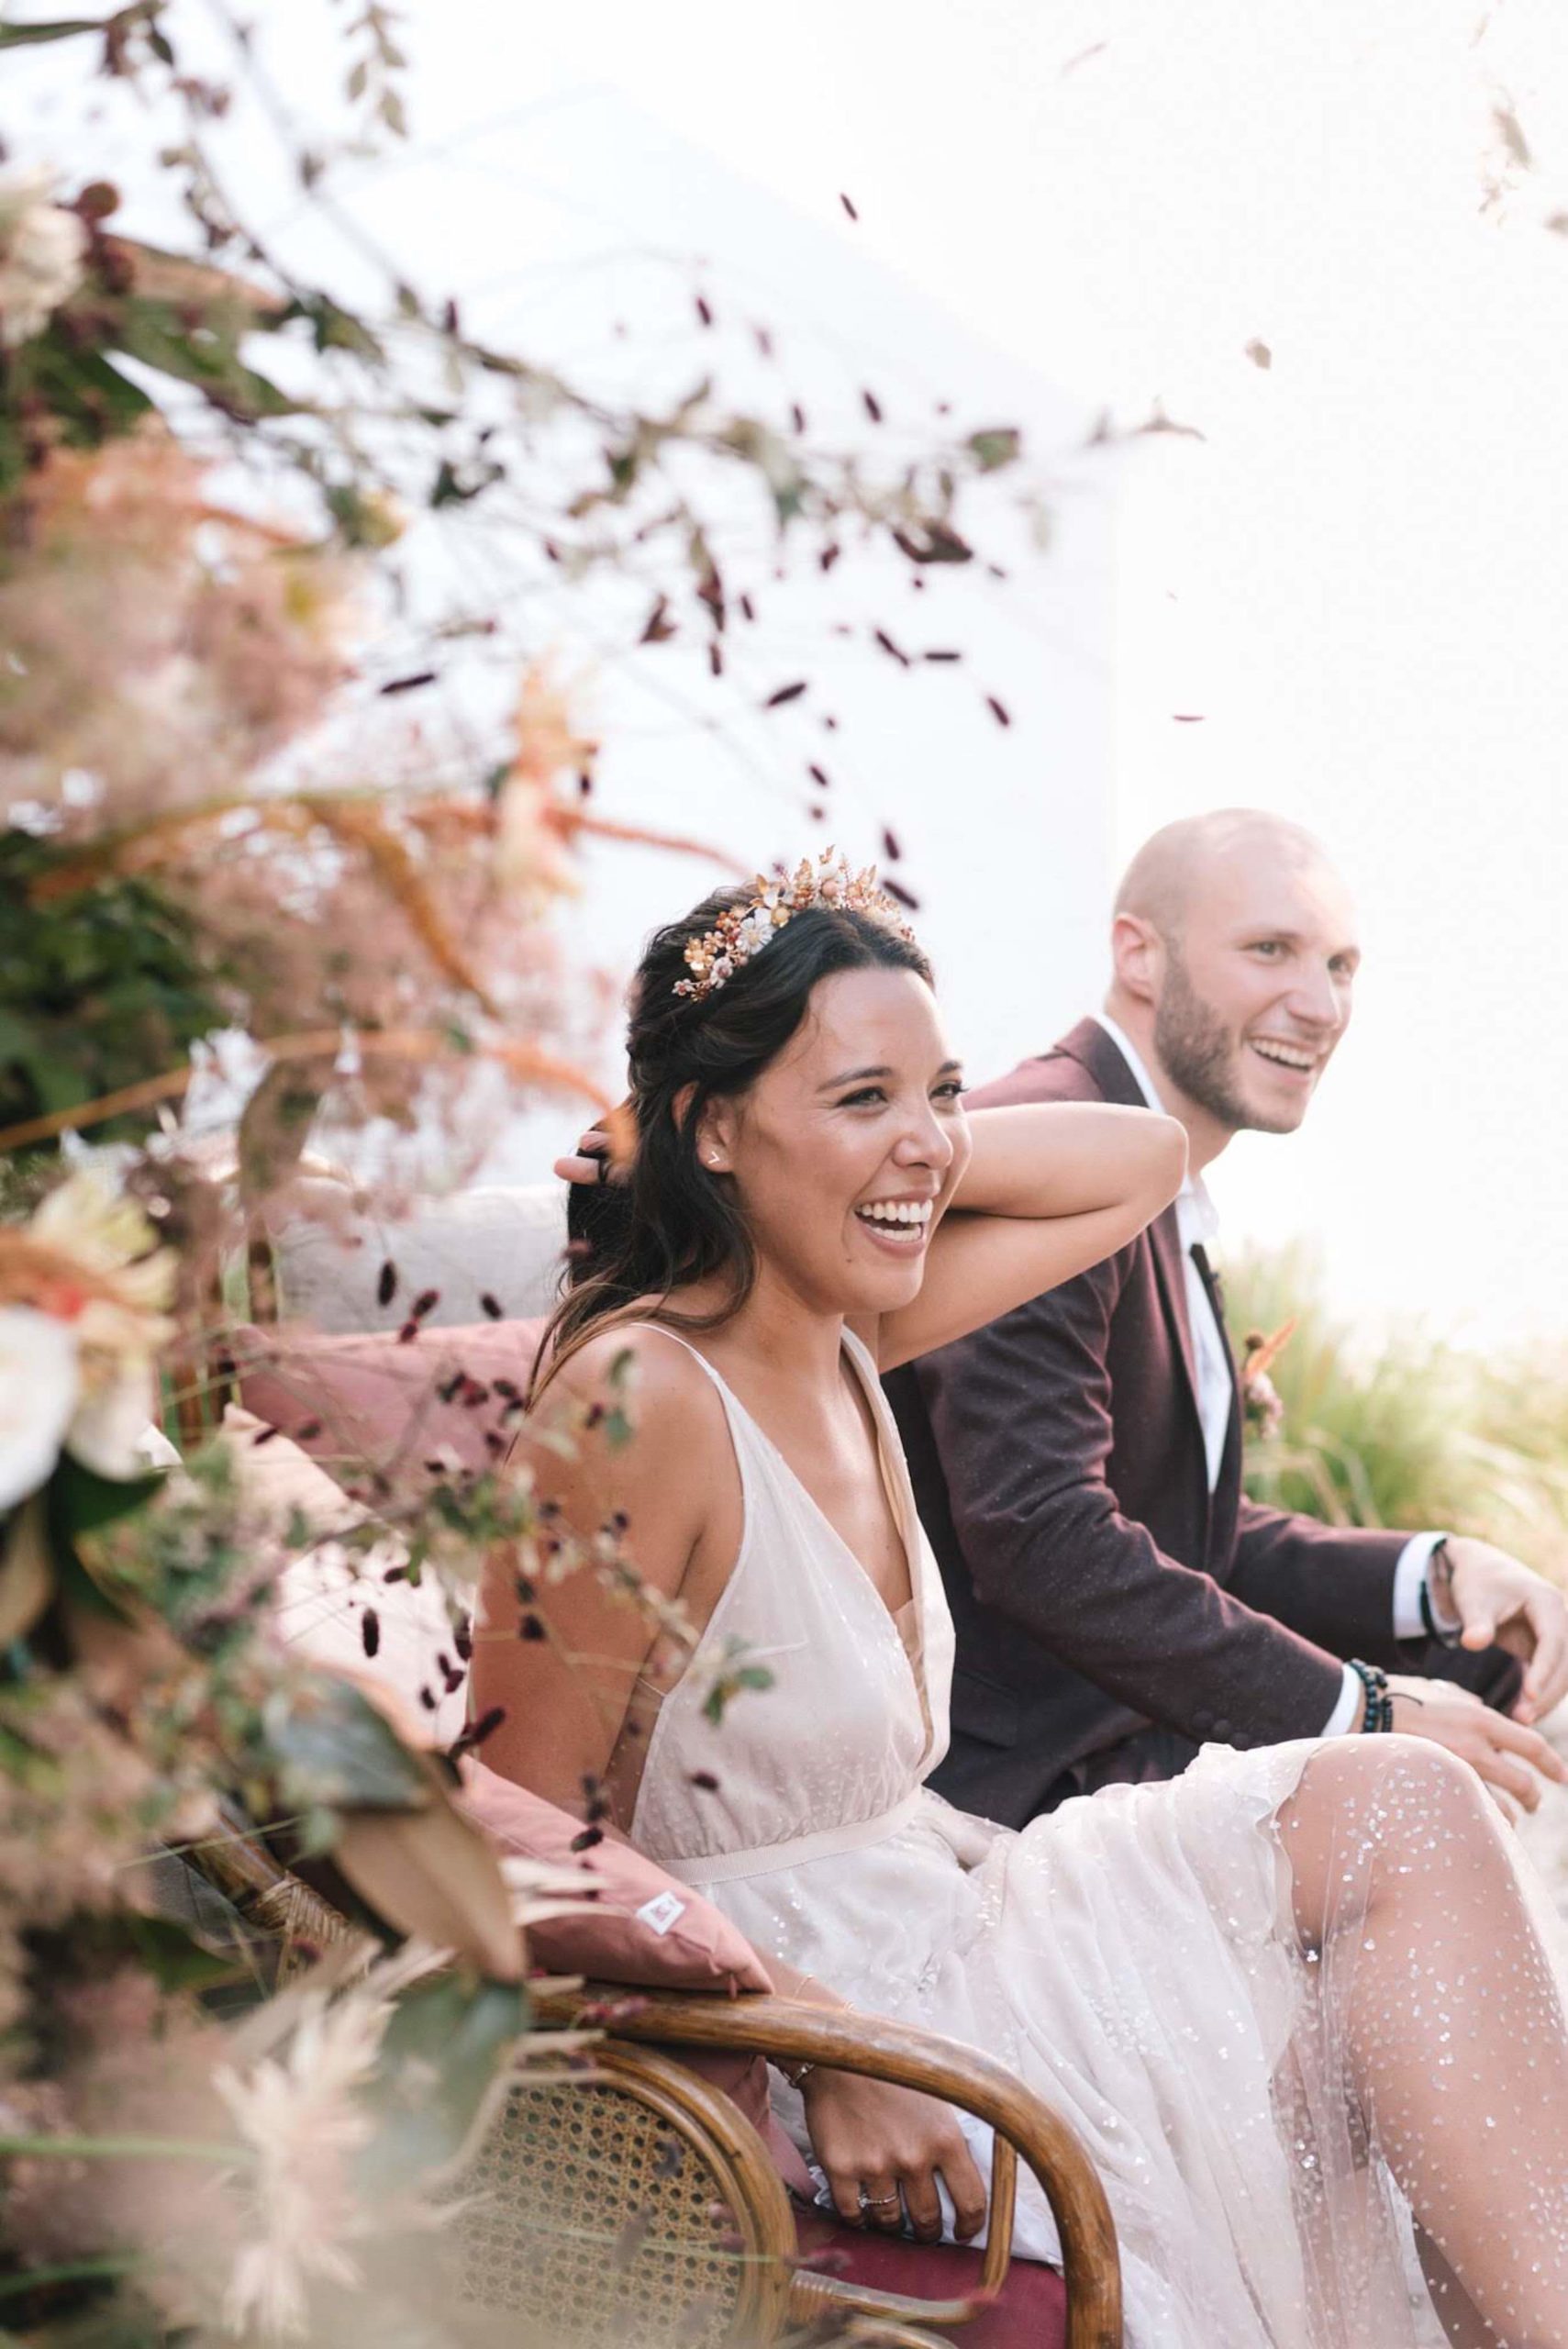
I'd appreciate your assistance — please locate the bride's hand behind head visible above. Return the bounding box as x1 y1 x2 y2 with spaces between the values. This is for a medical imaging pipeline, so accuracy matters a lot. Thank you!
549 854 1183 1387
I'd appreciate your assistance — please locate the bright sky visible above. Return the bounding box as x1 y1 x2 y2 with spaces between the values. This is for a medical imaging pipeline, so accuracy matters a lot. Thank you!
413 0 1567 1348
20 0 1568 1342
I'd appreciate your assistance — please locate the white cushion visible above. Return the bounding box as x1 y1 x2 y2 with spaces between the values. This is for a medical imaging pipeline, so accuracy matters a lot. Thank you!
222 1403 469 1744
271 1179 568 1334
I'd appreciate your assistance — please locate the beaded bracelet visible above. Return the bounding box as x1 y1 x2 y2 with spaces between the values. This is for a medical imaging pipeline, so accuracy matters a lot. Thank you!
1348 1657 1395 1733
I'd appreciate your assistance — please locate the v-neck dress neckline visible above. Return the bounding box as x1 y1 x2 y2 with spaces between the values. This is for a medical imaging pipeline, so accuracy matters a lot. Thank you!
624 1320 951 1883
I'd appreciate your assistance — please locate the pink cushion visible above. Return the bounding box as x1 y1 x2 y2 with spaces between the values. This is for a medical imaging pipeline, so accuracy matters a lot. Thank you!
459 1763 810 2191
240 1329 813 2183
235 1319 547 1491
792 2208 1069 2347
458 1761 771 1994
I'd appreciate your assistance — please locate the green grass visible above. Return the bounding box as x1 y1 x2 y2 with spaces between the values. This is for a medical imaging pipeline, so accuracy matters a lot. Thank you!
1224 1242 1568 1583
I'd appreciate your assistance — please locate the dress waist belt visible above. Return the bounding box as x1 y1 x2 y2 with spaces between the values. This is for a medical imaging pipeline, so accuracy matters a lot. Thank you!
671 1791 925 1886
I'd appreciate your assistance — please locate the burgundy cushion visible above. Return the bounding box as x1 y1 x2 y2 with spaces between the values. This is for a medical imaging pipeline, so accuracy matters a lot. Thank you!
235 1319 547 1489
792 2206 1068 2348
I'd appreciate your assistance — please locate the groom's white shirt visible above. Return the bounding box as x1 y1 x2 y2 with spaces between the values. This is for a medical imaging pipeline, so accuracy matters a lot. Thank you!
1095 1015 1448 1739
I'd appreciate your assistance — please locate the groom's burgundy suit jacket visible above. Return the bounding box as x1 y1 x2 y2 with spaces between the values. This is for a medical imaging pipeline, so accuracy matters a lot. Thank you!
884 1018 1415 1830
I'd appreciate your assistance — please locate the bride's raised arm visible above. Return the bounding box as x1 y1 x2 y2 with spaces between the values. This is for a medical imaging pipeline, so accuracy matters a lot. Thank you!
870 1099 1186 1371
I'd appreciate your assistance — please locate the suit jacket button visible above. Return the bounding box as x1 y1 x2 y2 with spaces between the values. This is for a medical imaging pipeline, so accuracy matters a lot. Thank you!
1194 1709 1214 1733
1210 1718 1232 1742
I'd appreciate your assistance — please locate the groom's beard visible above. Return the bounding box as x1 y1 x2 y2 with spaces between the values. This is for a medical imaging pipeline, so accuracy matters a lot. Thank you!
1153 950 1301 1137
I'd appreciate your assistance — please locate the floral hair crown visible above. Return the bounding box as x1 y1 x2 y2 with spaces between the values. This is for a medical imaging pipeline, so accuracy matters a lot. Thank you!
673 849 915 1003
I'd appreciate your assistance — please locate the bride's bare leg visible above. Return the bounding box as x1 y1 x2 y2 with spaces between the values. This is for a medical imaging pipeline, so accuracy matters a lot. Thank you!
1279 1739 1568 2349
1417 2226 1496 2349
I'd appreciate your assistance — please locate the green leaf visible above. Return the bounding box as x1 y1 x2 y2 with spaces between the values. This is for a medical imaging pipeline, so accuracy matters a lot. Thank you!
965 426 1022 472
700 1648 776 1727
237 1059 327 1210
127 1911 246 1993
0 1497 54 1650
0 1007 50 1093
20 337 154 445
360 1972 528 2191
297 294 384 363
112 298 298 421
0 18 112 47
50 1456 166 1542
263 1675 430 1812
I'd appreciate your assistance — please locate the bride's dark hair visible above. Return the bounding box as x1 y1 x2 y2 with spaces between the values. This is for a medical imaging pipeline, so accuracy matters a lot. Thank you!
537 879 933 1382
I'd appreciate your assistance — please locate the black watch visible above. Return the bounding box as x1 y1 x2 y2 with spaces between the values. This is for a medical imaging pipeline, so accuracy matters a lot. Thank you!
1419 1539 1464 1649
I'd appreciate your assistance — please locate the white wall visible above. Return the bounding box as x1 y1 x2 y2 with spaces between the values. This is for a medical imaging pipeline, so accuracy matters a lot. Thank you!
345 82 1122 1149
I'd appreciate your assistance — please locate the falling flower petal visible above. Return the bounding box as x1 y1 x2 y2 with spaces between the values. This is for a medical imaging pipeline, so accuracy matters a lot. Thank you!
0 1306 79 1510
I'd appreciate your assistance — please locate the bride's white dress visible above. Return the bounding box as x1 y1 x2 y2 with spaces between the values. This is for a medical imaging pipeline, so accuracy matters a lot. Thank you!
626 1328 1568 2347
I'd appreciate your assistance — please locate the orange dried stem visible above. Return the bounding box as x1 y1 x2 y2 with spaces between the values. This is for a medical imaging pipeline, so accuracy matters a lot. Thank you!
0 1030 608 1155
546 807 747 874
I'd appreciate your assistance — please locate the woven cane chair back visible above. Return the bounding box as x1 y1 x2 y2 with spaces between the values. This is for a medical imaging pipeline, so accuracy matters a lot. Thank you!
454 2043 795 2348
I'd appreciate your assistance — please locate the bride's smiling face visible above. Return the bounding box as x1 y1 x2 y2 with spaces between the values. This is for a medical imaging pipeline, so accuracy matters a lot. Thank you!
695 965 971 1317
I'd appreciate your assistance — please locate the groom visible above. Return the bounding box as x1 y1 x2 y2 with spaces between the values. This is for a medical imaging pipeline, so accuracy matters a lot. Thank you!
887 809 1568 1826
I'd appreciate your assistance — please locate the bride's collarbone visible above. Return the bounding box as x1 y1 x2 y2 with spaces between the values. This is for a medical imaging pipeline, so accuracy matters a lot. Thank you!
727 1386 911 1613
646 1329 912 1622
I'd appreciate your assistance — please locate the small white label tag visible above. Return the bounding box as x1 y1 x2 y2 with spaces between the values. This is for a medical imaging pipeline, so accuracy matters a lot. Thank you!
634 1890 687 1937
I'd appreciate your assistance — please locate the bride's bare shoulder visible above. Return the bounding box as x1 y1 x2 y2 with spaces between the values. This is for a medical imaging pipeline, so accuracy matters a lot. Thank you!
531 1315 727 1462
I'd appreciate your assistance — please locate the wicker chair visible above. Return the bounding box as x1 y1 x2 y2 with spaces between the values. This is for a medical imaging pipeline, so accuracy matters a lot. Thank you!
199 1827 1123 2349
183 1210 1122 2347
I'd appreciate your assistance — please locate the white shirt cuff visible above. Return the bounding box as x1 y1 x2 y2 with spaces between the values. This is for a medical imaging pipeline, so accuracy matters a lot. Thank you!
1321 1663 1364 1738
1392 1531 1451 1641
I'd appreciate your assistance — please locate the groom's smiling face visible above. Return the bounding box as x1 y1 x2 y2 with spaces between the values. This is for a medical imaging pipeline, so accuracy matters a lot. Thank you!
1152 848 1361 1138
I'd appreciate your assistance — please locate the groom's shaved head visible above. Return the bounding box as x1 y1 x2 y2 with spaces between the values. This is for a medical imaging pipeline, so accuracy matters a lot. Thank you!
1114 809 1331 942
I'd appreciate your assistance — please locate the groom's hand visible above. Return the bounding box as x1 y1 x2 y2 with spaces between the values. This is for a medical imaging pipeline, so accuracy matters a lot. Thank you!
553 1127 612 1186
553 1108 635 1189
1440 1537 1568 1728
1388 1675 1568 1814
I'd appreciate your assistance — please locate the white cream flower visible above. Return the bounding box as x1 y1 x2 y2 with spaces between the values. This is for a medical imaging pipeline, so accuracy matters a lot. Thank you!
0 166 86 349
29 1169 175 1300
0 1305 80 1510
0 1173 176 1486
64 1344 161 1481
213 1988 386 2340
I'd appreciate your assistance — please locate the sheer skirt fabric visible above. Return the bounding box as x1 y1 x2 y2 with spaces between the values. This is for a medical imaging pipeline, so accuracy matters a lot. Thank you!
621 1329 1568 2347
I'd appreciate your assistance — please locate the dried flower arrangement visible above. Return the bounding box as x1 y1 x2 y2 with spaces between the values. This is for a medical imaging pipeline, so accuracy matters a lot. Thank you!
0 6 1047 2340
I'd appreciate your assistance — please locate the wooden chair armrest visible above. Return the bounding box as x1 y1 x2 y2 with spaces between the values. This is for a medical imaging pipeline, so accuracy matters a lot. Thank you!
536 1985 1122 2349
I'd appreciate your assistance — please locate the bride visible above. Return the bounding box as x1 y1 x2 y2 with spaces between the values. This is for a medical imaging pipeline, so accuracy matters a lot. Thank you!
473 856 1568 2348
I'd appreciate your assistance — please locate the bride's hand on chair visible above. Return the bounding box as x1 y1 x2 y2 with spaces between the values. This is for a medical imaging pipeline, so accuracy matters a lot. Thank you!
801 2069 988 2243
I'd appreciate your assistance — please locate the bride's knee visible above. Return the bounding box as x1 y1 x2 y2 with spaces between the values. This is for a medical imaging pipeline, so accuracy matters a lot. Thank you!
1295 1735 1497 1851
1282 1737 1501 1947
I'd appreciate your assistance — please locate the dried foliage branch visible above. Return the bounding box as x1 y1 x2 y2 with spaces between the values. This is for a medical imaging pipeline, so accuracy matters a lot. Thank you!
0 9 1045 2341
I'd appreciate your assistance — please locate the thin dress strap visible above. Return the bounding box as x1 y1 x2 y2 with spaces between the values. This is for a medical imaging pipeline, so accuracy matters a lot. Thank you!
597 1321 755 1828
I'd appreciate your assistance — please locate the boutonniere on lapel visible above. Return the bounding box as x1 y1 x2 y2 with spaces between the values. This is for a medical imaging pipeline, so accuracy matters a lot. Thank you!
1240 1319 1297 1442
